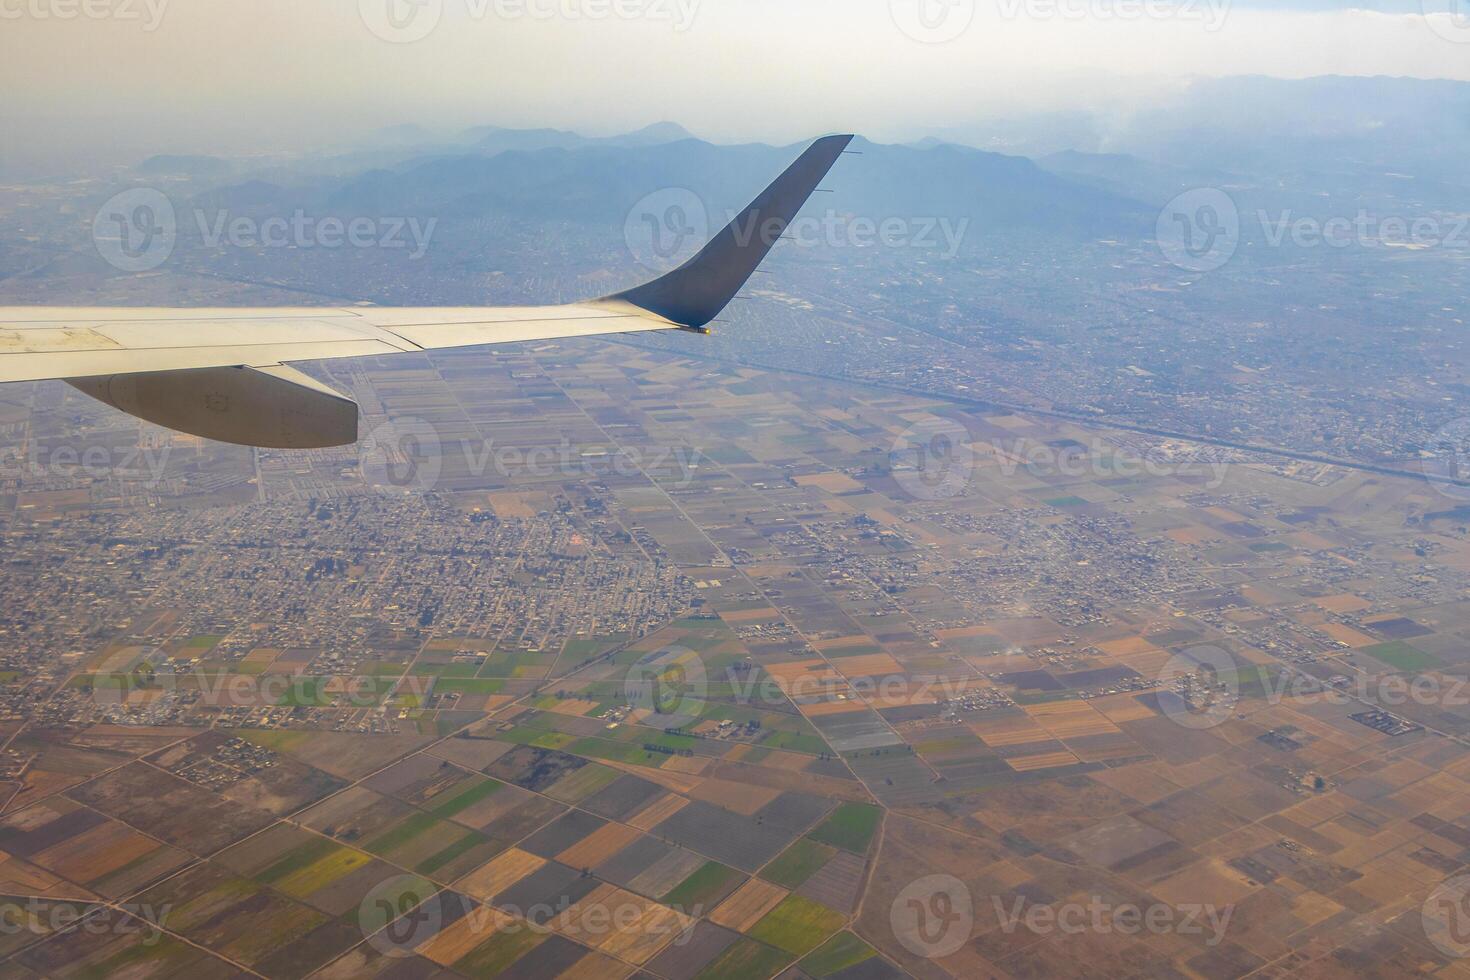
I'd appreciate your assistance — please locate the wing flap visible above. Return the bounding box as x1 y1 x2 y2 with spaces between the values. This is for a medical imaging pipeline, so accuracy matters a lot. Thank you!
5 339 406 384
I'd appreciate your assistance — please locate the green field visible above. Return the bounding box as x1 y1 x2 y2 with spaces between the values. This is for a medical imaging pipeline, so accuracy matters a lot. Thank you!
800 931 878 977
1043 496 1088 508
272 846 373 898
258 837 339 885
747 894 846 956
427 777 503 819
453 924 546 976
1363 641 1441 672
694 937 793 980
760 839 836 889
809 803 880 854
663 861 743 910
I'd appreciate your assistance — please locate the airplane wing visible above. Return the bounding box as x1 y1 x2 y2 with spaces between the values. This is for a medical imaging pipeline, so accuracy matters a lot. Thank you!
0 134 852 448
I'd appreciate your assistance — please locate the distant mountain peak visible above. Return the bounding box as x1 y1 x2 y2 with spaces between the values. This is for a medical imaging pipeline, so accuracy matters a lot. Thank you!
615 122 697 145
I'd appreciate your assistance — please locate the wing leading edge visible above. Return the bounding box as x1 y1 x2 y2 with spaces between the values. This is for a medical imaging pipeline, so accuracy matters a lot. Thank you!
0 134 853 447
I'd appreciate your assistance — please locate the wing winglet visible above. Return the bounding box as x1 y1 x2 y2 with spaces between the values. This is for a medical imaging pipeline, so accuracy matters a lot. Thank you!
602 134 854 330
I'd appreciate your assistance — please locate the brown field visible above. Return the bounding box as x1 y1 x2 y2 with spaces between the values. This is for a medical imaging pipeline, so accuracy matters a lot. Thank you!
794 472 865 494
455 848 545 902
1089 693 1158 724
765 659 843 692
418 907 514 966
659 755 710 776
830 653 904 679
709 877 789 931
487 492 537 519
968 714 1049 747
558 884 687 963
626 793 690 831
0 854 81 899
1024 700 1121 739
1007 750 1081 772
717 607 782 624
688 780 779 816
757 750 814 773
33 820 158 882
556 822 641 870
546 699 600 716
243 731 433 780
1319 623 1379 647
800 699 867 718
1095 636 1161 658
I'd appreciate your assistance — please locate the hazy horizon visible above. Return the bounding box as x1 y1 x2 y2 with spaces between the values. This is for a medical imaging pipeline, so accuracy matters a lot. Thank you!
4 0 1470 175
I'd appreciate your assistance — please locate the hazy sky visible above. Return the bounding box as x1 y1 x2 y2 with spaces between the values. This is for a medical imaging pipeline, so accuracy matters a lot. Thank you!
3 0 1469 172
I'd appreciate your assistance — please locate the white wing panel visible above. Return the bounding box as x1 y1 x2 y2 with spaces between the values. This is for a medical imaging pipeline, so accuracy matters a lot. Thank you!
0 304 675 384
